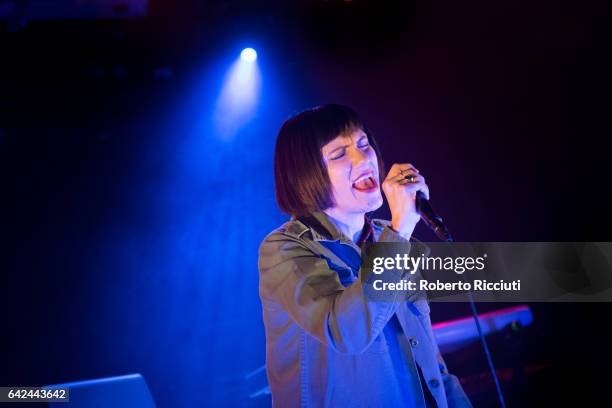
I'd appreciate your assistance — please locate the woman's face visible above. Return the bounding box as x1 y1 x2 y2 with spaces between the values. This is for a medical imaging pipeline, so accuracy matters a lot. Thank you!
321 128 384 215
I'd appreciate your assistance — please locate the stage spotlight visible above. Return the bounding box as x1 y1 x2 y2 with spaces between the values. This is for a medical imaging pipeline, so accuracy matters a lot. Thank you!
213 48 261 139
240 48 257 62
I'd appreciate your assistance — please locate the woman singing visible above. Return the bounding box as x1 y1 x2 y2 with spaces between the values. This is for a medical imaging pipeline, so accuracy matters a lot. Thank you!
258 104 472 407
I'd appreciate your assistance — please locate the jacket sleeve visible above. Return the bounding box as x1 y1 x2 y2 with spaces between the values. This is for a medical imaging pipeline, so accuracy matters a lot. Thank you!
258 226 415 355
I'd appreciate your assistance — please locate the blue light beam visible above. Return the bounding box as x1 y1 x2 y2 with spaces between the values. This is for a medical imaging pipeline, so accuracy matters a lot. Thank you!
213 48 261 140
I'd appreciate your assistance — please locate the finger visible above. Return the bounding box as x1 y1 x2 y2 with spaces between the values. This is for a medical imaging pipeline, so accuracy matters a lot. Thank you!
388 163 419 177
400 179 430 200
397 172 424 184
398 174 423 184
388 173 412 183
387 168 420 183
387 174 416 186
421 184 430 200
400 163 419 173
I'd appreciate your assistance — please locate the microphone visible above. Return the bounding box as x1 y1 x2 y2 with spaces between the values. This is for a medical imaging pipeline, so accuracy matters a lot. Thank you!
414 187 506 408
415 191 454 242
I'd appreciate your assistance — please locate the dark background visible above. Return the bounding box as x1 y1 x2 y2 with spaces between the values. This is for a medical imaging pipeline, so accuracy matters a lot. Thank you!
2 0 611 406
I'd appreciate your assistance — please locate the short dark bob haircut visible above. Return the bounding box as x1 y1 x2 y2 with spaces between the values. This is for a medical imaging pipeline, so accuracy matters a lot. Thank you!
274 104 385 217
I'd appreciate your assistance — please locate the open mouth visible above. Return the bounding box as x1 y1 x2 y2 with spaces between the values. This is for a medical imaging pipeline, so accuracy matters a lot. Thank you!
352 175 378 192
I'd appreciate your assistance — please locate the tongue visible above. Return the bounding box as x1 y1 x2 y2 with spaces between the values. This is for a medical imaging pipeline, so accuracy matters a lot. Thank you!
354 177 375 191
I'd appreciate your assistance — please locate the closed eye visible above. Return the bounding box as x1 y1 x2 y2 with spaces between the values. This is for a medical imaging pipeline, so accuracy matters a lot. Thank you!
330 149 346 160
357 136 370 149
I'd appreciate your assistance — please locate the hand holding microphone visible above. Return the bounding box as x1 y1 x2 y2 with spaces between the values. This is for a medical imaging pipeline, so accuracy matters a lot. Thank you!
382 163 453 242
382 163 428 237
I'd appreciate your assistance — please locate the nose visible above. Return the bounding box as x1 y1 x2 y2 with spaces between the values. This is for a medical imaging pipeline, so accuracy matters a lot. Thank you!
349 146 369 168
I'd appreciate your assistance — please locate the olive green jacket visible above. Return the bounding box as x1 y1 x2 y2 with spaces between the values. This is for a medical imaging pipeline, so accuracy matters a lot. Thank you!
258 211 472 408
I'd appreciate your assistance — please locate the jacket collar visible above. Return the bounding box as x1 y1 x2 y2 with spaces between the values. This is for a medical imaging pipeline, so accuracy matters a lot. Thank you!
308 211 347 242
288 211 382 244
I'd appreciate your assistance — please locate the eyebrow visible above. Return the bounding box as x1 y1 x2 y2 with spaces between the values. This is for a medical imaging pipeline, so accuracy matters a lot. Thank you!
327 135 368 155
328 144 349 155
